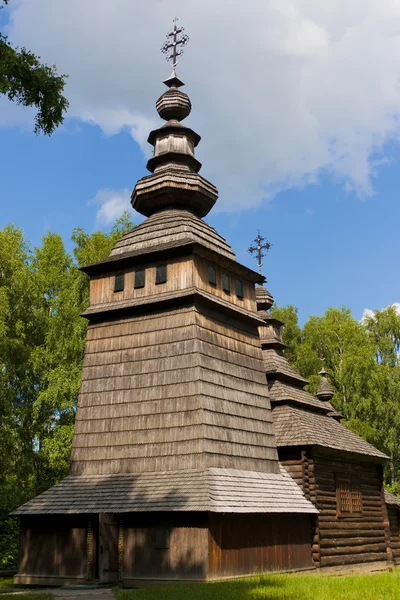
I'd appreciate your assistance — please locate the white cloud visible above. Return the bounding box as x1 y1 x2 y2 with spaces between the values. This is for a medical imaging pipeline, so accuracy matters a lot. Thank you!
362 303 400 322
91 188 131 225
4 1 400 210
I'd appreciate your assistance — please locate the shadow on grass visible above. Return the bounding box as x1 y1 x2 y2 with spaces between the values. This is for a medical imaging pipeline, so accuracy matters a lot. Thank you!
114 570 400 600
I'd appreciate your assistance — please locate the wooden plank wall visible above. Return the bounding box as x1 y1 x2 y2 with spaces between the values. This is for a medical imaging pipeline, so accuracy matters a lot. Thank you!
123 513 208 582
193 255 256 312
17 515 88 579
89 254 255 313
388 507 400 564
208 513 314 577
90 256 194 306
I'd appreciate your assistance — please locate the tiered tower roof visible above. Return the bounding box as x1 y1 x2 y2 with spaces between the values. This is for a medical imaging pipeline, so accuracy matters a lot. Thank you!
255 282 387 461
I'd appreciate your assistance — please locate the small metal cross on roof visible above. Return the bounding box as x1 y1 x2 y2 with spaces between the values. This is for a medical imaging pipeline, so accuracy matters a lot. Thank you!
248 231 272 275
161 18 190 70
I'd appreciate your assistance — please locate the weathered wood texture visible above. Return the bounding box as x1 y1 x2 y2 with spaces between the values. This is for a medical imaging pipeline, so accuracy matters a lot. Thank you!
99 513 119 583
89 253 255 313
388 507 400 564
123 513 208 582
110 209 235 260
71 303 279 475
15 515 89 583
193 254 255 311
90 256 194 305
208 513 314 577
314 454 388 568
280 449 389 568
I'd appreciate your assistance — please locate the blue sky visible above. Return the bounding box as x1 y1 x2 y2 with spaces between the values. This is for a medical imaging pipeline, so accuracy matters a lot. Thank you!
1 1 399 324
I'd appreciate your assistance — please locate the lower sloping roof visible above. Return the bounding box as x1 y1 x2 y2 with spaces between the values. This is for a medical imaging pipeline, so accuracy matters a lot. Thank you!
273 404 388 460
13 466 317 515
385 489 400 508
268 380 330 413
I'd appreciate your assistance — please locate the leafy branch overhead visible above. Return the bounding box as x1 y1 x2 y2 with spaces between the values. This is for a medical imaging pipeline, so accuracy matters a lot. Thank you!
0 0 69 135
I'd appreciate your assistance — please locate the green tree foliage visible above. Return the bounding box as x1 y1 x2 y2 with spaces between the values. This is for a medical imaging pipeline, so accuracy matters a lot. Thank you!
272 303 400 484
0 1 69 134
0 214 133 567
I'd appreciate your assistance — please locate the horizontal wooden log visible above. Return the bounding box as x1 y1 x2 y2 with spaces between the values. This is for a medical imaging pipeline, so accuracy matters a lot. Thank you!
320 543 387 557
279 459 303 466
319 522 384 531
320 552 387 567
320 536 385 547
319 515 383 523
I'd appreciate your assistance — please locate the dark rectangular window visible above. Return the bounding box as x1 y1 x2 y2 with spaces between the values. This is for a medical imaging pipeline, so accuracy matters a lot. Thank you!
134 269 145 289
222 272 230 293
208 265 217 286
155 526 170 550
336 474 362 516
114 273 124 292
156 264 167 284
235 279 243 298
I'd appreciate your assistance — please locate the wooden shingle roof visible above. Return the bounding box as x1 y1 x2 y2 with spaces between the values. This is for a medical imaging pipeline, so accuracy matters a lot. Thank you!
12 467 317 515
110 209 236 260
268 380 331 414
384 489 400 508
263 349 308 386
272 404 388 460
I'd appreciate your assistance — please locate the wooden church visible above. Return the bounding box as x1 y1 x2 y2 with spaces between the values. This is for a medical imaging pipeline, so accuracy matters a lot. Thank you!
12 26 400 586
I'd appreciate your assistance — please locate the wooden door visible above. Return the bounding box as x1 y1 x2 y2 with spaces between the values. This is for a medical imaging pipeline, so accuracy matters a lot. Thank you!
99 513 119 583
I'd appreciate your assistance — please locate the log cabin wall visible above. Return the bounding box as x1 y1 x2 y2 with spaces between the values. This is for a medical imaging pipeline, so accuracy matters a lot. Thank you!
313 452 388 568
279 448 390 568
388 507 400 564
123 512 208 584
207 513 314 578
15 515 90 585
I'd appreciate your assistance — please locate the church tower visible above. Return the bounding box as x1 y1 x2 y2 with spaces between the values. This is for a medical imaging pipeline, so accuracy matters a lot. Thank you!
14 23 316 586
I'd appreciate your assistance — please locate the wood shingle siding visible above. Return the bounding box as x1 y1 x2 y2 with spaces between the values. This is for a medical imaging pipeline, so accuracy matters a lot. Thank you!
70 302 282 477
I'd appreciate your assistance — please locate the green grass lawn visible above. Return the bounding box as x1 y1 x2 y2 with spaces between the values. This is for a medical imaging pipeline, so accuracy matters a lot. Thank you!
114 570 400 600
0 577 52 599
0 580 14 590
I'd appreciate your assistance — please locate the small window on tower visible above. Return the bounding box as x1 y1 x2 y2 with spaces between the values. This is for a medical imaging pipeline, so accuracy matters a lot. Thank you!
235 279 243 298
156 264 167 285
134 269 146 289
114 273 124 293
208 265 217 286
155 526 170 550
336 474 363 517
222 272 230 293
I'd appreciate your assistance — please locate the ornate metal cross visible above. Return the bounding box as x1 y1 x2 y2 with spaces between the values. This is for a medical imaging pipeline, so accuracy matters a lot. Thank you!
248 232 272 275
161 18 190 69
